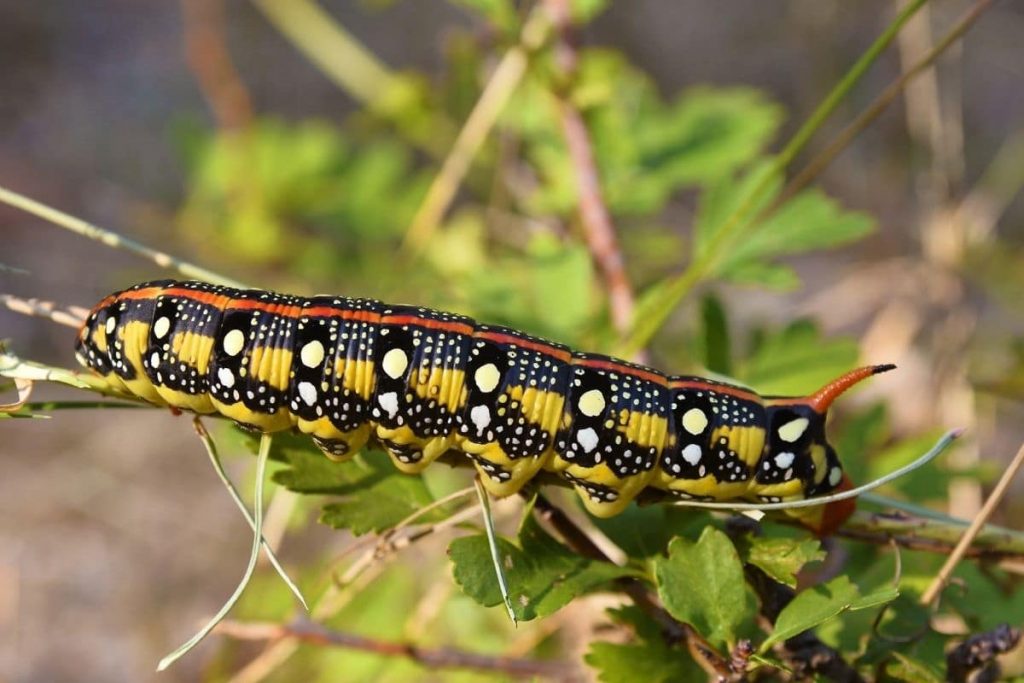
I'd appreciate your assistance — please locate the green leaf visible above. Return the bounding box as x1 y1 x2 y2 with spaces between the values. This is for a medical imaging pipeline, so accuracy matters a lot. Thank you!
760 575 898 652
448 511 632 621
589 505 715 559
737 536 825 589
653 528 756 648
740 320 860 396
634 88 784 188
719 189 875 282
699 293 732 376
318 459 450 536
585 606 704 683
269 435 451 535
693 161 782 264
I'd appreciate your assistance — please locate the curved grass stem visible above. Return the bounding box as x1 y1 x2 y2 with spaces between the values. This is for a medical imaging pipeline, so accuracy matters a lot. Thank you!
156 432 272 671
475 477 516 626
193 418 308 610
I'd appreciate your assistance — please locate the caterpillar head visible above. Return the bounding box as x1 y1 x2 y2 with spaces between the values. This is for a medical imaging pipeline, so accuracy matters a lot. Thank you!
760 364 896 535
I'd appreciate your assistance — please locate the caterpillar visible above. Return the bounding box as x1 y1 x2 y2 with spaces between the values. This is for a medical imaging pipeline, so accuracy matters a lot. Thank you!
75 279 890 530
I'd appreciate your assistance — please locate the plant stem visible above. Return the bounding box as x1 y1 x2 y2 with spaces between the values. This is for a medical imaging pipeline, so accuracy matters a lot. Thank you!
0 185 246 288
619 0 933 357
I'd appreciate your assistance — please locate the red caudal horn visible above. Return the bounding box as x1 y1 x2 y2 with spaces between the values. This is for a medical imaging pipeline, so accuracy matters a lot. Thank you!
806 364 896 413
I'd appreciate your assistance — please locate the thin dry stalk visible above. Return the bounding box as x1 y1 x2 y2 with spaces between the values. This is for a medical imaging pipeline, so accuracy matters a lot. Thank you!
920 440 1024 606
0 185 245 287
1 294 87 328
774 0 995 209
402 9 549 253
216 618 578 680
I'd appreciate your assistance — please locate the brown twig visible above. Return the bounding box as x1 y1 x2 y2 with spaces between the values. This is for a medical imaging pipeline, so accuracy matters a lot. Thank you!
216 617 578 680
1 293 87 328
530 493 733 678
180 0 253 131
542 0 636 341
920 440 1024 605
772 0 995 210
833 509 1024 567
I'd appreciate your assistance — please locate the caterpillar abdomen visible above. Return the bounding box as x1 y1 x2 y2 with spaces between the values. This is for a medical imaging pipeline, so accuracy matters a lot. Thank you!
76 279 883 521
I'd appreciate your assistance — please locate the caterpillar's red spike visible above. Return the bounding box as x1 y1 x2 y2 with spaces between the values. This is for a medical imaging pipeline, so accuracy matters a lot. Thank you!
806 364 895 413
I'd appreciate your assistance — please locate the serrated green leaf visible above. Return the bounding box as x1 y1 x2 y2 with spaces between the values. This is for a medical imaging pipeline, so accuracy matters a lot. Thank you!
319 460 449 536
737 537 824 589
740 320 860 396
760 575 898 652
448 512 632 621
635 88 784 188
268 436 450 535
653 528 756 648
693 161 782 264
719 189 875 278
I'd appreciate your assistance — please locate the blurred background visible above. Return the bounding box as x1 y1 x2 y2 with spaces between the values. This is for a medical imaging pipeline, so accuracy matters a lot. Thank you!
1 0 1023 681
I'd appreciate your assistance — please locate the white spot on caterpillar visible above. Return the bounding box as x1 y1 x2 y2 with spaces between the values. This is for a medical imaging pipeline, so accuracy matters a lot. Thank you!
223 329 245 356
378 391 399 419
300 340 325 368
778 417 809 443
577 427 599 453
774 452 795 469
474 363 501 393
578 389 606 417
470 405 491 433
682 443 702 466
298 381 317 406
829 466 843 487
217 367 235 388
382 348 408 379
681 407 708 435
153 316 171 339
